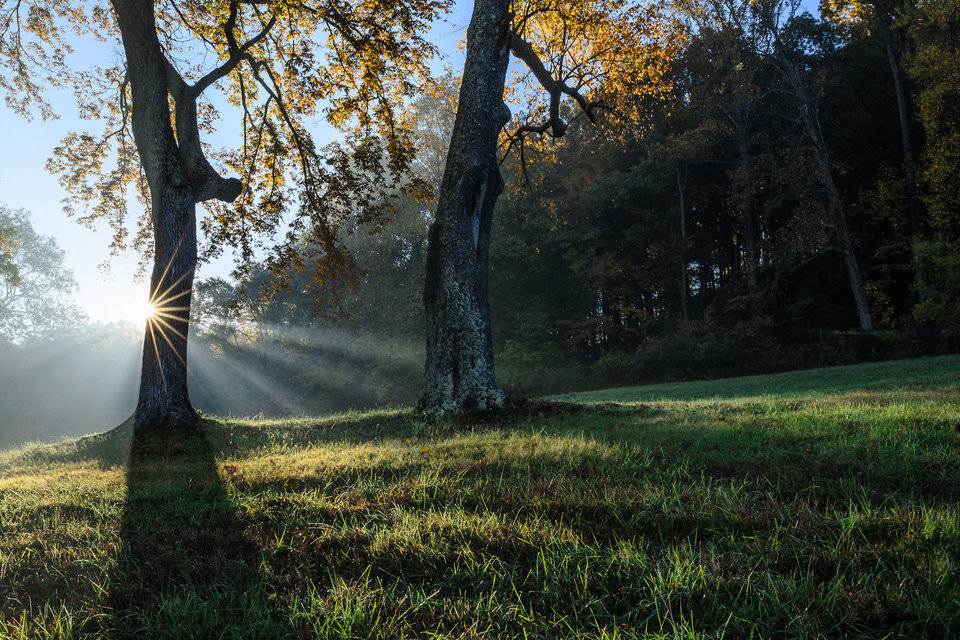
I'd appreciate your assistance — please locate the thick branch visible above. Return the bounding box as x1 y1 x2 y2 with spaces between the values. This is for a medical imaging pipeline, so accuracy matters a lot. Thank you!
509 33 600 137
160 2 282 204
159 56 240 203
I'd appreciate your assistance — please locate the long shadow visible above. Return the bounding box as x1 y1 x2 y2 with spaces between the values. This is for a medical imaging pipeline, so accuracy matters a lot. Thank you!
107 418 294 638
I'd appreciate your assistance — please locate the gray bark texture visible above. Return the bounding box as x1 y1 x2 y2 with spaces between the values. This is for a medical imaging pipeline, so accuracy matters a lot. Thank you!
419 0 512 413
112 0 240 429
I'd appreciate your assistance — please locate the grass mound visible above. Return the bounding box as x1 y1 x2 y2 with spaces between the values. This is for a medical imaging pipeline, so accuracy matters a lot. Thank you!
1 356 959 638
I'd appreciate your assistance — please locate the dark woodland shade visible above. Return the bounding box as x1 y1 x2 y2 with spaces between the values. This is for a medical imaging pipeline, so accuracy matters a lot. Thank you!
162 0 960 408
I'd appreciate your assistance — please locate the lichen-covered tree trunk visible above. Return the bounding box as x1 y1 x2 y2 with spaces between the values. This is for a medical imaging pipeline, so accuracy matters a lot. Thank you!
113 0 198 428
419 0 512 413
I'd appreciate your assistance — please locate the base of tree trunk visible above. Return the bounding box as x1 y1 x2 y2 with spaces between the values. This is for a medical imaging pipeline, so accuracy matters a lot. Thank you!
418 374 505 415
134 402 198 432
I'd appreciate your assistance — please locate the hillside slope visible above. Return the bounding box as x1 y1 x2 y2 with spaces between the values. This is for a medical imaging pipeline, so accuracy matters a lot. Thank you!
1 356 958 638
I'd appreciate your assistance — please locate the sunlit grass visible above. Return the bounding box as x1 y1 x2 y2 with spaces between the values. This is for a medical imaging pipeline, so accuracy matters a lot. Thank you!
1 356 959 637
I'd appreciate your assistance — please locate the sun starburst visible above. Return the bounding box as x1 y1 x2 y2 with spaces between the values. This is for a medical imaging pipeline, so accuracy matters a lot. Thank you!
141 248 196 379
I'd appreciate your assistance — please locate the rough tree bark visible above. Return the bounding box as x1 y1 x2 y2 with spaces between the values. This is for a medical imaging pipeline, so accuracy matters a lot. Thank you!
112 0 241 429
135 189 198 428
419 0 512 413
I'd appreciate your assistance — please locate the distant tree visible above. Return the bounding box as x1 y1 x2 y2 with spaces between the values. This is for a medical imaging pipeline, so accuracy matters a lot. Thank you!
908 0 960 238
905 0 960 334
822 0 921 231
0 206 84 342
0 220 17 290
678 0 771 289
753 0 874 330
190 277 241 348
3 0 448 428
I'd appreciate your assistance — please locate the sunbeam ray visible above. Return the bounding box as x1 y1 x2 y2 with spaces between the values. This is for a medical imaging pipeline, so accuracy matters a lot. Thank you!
147 321 167 388
150 269 195 310
151 314 189 344
153 321 187 367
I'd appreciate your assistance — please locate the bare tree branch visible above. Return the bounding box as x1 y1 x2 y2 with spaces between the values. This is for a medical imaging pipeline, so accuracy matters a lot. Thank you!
509 32 603 138
193 0 278 95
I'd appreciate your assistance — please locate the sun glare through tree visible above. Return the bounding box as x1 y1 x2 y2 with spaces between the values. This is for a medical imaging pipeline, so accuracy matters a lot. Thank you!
143 258 194 367
143 301 158 324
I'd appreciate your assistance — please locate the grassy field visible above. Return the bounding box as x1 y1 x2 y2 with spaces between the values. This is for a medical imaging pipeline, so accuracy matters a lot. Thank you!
1 355 959 638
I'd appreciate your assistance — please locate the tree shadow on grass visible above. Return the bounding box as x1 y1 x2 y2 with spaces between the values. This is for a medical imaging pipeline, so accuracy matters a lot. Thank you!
106 418 295 639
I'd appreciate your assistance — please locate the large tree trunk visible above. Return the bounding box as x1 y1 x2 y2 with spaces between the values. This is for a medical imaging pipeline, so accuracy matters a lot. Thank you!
113 0 199 428
419 0 512 413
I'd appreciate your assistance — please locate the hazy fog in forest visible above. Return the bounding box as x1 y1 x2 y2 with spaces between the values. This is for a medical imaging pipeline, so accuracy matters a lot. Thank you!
0 325 140 447
0 319 423 449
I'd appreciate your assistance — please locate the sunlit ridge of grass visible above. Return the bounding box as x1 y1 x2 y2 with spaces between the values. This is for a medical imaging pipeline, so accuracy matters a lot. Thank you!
549 353 960 403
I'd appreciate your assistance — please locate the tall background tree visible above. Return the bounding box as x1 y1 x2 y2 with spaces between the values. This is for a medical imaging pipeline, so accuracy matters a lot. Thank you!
0 206 127 449
0 220 18 300
0 205 84 342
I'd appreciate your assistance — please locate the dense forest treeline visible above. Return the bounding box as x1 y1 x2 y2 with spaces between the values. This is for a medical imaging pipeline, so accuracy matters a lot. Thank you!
180 0 960 412
1 0 959 429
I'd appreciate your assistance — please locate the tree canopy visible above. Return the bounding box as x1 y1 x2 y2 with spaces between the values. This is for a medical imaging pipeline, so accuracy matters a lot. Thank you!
6 0 447 287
